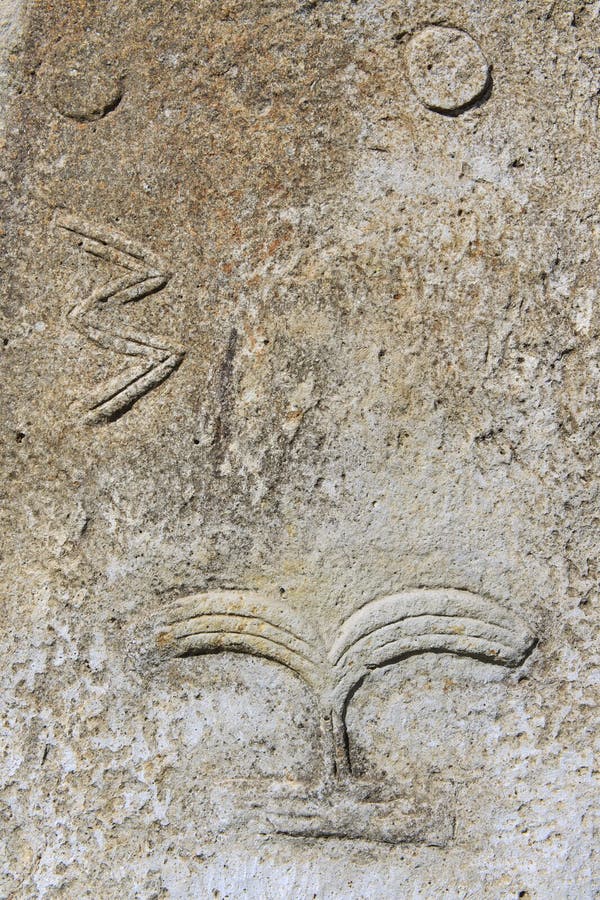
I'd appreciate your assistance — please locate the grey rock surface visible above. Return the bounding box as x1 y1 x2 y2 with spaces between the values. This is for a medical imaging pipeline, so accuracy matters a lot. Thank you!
1 1 598 897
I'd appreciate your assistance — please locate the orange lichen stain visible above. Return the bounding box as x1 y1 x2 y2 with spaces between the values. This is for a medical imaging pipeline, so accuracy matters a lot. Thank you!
156 630 173 647
267 237 284 256
285 410 304 426
468 239 485 258
241 317 269 355
142 758 164 780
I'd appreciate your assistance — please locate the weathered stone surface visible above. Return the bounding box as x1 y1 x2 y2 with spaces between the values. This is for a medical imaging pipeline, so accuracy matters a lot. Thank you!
1 0 598 896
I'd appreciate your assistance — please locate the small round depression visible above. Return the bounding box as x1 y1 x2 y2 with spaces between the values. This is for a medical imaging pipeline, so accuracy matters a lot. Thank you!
47 39 124 123
406 26 491 116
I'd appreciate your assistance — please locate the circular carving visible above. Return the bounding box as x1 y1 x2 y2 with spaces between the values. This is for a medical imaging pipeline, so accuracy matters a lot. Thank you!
46 39 124 122
406 26 491 115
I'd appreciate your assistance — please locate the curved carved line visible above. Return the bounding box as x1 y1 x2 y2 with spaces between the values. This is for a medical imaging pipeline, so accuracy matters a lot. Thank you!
332 613 530 668
365 632 525 668
330 589 533 664
176 628 316 666
173 616 322 666
332 632 536 722
173 631 322 690
329 634 536 777
166 591 323 650
331 626 535 724
327 590 536 777
166 610 317 654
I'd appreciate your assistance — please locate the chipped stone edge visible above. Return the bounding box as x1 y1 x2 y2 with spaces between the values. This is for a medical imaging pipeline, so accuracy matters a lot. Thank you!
0 0 26 146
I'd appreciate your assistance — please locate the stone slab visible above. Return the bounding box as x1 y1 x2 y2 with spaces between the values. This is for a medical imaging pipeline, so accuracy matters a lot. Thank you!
1 1 598 897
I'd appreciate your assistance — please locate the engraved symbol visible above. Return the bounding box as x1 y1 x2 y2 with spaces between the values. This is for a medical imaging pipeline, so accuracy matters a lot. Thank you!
46 38 124 122
159 588 535 843
56 214 185 424
406 26 491 116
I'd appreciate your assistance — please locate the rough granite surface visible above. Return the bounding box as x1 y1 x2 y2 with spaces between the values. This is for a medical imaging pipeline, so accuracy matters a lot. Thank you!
1 0 599 897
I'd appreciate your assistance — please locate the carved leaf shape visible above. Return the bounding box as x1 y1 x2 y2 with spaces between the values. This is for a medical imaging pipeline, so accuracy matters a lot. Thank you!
160 590 325 690
330 589 536 688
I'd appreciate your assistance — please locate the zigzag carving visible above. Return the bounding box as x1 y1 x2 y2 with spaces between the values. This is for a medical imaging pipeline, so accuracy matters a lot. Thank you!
56 213 185 424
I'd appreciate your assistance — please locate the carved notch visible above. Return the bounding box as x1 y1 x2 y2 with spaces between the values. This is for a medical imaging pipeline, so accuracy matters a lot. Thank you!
56 213 185 424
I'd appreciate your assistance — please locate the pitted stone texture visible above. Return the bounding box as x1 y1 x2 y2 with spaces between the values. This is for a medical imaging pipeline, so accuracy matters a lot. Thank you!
406 26 490 114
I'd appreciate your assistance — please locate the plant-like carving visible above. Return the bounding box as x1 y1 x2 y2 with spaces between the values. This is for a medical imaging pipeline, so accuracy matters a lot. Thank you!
159 588 535 842
56 213 185 424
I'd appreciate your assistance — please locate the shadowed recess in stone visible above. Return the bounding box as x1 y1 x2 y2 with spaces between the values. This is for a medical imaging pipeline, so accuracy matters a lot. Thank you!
405 26 492 116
